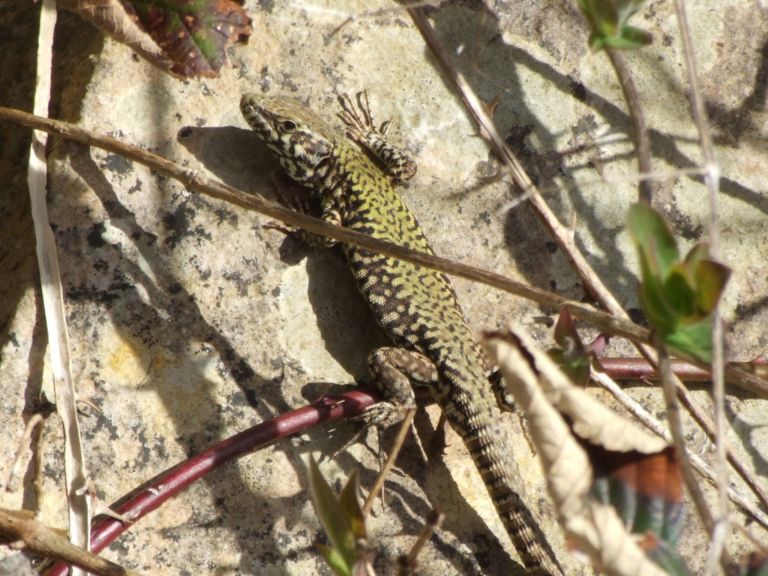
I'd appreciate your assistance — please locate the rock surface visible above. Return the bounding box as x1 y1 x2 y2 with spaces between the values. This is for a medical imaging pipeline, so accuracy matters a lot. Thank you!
2 1 768 575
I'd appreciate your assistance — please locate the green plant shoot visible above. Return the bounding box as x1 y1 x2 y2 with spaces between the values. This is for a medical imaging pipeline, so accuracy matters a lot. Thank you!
307 457 368 576
628 203 730 363
577 0 653 50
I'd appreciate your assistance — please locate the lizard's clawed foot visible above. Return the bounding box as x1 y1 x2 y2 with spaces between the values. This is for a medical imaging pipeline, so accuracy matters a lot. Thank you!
337 91 386 145
336 91 417 184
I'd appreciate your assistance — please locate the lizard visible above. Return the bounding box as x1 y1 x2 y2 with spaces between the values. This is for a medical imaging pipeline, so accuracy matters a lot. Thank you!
240 90 563 575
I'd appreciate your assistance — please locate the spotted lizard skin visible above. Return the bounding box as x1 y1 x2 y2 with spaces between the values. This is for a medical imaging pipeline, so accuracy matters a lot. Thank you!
241 92 562 575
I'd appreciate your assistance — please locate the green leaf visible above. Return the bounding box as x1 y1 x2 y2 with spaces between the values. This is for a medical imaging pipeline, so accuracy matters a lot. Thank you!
338 470 366 541
694 260 731 315
602 26 653 49
578 0 650 51
628 203 679 279
683 242 709 270
663 268 696 317
308 458 357 572
316 544 351 576
638 269 677 334
664 320 713 364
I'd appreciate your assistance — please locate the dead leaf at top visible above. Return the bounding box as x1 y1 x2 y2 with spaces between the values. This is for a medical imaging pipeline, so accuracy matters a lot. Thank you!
59 0 252 78
125 0 252 77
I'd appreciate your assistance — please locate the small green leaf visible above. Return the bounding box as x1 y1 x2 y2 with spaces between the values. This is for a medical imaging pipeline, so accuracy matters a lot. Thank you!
664 320 713 364
338 470 366 541
628 203 679 278
308 458 357 571
694 260 731 315
663 268 696 317
638 269 676 333
598 26 652 49
578 0 650 51
316 544 351 576
628 203 730 363
683 242 709 270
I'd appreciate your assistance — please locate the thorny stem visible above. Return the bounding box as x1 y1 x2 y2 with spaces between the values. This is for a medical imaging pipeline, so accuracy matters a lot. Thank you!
604 47 653 204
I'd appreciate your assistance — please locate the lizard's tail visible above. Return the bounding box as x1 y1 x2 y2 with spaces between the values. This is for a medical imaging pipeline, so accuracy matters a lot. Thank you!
460 412 565 576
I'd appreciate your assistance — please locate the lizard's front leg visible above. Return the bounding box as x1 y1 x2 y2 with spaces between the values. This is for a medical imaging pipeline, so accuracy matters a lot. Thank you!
337 92 417 184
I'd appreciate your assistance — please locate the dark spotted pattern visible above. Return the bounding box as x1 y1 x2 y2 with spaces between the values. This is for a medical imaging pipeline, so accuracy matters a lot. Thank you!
241 93 562 575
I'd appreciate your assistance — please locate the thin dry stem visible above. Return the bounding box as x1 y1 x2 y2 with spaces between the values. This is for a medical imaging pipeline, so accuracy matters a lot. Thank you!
0 508 139 576
604 47 653 204
673 0 730 544
1 105 765 398
6 414 45 492
659 347 739 575
29 0 91 567
398 509 444 575
362 408 415 517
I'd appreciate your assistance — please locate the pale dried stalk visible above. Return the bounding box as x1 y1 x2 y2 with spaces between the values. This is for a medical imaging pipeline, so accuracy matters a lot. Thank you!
673 0 730 561
0 508 139 576
362 408 415 517
28 0 91 570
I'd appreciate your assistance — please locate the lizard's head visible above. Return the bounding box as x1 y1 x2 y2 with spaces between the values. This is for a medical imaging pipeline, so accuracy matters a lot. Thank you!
241 93 336 183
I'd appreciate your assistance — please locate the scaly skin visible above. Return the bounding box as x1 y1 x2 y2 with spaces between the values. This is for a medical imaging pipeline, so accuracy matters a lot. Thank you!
241 92 563 575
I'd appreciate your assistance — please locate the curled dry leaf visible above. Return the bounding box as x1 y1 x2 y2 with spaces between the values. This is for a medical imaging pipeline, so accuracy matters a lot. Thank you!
57 0 171 71
58 0 252 78
484 327 682 576
126 0 252 77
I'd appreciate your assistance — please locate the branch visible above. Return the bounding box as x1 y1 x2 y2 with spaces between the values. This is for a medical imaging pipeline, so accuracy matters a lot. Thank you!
0 508 139 576
0 105 764 398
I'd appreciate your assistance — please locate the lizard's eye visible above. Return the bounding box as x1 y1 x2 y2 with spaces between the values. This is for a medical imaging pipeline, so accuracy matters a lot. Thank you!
280 120 297 133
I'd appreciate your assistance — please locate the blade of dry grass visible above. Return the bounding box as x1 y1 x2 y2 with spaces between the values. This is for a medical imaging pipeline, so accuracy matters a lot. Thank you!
673 0 730 561
27 0 91 570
